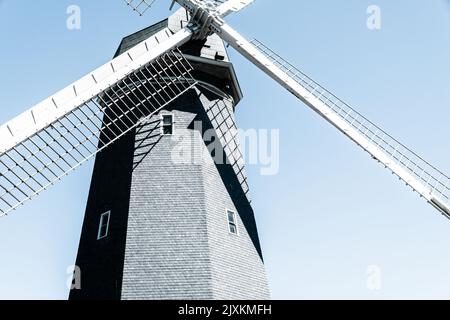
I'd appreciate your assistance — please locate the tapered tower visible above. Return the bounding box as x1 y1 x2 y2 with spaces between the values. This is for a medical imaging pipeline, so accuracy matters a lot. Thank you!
69 10 270 300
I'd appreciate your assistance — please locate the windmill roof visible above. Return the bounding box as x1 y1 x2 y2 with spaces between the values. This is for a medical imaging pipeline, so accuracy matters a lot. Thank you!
114 19 168 58
113 17 243 105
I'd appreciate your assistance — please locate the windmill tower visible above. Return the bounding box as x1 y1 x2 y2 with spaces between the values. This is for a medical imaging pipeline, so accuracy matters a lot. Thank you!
69 8 270 300
2 0 450 300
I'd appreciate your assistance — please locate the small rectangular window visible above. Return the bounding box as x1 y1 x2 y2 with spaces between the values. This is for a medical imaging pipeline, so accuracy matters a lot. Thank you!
161 114 174 135
97 211 111 240
227 210 238 235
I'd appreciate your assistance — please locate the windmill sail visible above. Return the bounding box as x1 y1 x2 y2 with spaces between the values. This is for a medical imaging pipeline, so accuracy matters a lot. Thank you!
3 0 450 220
0 28 196 217
218 23 450 219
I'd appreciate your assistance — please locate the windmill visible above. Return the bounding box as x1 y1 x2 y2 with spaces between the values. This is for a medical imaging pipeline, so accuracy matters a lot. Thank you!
1 0 450 299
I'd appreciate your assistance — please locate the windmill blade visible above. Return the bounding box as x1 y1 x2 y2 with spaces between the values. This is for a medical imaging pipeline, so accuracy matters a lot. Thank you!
218 23 450 219
0 28 196 217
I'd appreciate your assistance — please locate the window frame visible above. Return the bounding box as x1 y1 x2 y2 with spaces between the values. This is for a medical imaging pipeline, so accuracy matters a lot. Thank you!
161 113 174 136
97 211 111 240
226 209 238 235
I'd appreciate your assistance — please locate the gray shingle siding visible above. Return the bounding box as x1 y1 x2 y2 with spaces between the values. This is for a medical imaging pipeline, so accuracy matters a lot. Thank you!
119 90 269 299
203 161 270 299
121 107 213 299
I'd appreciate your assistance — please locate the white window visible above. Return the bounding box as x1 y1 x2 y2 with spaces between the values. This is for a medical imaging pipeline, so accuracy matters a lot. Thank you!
227 210 238 235
97 211 111 240
161 114 174 135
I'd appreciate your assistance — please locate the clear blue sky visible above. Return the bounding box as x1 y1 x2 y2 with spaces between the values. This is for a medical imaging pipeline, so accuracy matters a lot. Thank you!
1 0 450 299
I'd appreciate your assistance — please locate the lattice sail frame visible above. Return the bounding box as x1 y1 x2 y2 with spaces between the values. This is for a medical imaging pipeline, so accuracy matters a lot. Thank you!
247 39 450 212
0 49 197 216
124 0 156 16
249 40 450 208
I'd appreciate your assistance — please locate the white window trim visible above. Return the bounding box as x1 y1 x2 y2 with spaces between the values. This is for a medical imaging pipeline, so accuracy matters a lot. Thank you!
97 211 111 240
160 113 174 136
226 209 238 235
